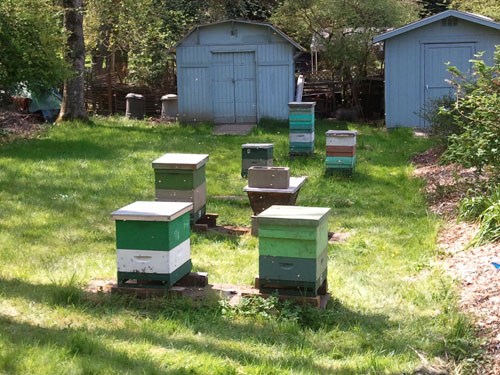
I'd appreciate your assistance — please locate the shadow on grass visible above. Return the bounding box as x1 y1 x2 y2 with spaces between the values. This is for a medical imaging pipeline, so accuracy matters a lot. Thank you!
0 277 435 368
0 138 119 160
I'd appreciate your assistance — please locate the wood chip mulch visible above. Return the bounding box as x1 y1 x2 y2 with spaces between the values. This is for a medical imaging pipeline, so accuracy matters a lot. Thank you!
412 147 500 374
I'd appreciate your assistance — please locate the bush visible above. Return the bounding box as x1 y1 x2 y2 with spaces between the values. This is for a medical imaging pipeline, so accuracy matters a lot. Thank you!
418 94 460 139
474 200 500 246
441 48 500 179
459 185 500 246
458 187 499 221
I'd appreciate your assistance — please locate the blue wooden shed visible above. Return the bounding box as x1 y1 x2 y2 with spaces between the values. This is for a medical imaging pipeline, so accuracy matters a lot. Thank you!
374 10 500 128
172 20 304 124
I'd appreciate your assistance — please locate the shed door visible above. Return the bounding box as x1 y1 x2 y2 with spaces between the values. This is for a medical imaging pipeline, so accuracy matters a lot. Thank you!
212 52 257 124
423 43 475 126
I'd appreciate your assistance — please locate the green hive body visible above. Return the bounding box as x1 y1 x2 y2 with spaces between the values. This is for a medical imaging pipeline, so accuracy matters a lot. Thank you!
241 144 273 177
152 153 208 222
155 166 205 190
256 205 331 296
111 201 193 289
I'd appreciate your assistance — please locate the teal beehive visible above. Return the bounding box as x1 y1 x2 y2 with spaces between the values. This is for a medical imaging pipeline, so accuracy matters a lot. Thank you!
288 102 316 155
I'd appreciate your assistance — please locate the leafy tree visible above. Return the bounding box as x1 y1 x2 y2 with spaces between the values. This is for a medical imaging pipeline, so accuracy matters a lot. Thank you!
442 48 500 178
451 0 500 21
271 0 419 104
0 0 69 95
418 0 451 17
83 0 280 87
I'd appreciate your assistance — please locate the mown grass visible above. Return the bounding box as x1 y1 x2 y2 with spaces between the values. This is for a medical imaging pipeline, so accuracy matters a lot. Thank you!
0 116 478 374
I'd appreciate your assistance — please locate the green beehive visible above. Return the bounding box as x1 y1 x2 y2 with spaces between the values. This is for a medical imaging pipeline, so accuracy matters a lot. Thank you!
152 153 209 222
241 143 273 177
288 102 316 155
256 205 331 296
111 201 193 289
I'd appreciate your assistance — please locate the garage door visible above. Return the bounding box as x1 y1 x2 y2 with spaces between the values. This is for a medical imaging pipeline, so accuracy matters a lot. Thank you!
212 52 257 124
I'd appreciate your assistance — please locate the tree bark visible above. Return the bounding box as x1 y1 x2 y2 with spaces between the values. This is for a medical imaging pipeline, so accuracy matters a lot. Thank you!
58 0 87 121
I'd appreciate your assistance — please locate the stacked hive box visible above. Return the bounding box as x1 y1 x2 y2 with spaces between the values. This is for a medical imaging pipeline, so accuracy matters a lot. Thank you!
111 201 193 288
288 102 316 155
152 153 209 223
241 143 273 177
325 130 358 174
256 205 331 296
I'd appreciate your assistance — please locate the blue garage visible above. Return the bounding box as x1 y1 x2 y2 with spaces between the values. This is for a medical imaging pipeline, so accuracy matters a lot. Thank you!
172 20 304 124
374 10 500 128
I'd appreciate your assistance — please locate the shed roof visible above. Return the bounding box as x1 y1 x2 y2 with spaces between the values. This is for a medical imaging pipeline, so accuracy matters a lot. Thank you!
172 19 305 52
374 10 500 43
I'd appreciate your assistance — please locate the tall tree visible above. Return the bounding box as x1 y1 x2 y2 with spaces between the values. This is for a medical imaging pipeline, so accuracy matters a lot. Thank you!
418 0 451 17
272 0 420 104
451 0 500 21
58 0 86 121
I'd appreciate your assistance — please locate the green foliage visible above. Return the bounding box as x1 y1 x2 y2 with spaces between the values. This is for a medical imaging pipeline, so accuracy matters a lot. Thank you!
419 0 451 16
418 94 460 140
451 0 500 21
0 0 69 94
441 48 500 178
84 0 280 87
474 199 500 245
458 186 500 221
272 0 419 80
459 186 500 246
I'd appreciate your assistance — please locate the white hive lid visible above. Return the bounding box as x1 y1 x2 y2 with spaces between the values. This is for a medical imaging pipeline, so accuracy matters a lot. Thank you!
256 205 331 226
152 153 209 170
241 143 274 149
111 201 193 221
325 130 358 137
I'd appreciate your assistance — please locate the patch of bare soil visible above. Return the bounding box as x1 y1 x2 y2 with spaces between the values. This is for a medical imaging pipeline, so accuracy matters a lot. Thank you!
411 147 478 217
413 147 500 374
0 108 45 142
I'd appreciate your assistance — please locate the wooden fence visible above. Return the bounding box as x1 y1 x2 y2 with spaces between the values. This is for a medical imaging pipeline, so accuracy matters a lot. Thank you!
84 70 176 117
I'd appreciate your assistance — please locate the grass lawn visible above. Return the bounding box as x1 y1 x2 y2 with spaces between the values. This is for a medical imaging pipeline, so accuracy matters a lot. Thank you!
0 117 478 374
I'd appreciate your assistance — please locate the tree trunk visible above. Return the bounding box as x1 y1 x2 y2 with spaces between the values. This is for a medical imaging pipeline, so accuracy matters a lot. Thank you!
58 0 87 121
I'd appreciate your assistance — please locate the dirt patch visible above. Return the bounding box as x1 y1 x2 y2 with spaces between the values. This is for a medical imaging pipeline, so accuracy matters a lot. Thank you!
411 146 479 217
0 108 46 142
413 147 500 373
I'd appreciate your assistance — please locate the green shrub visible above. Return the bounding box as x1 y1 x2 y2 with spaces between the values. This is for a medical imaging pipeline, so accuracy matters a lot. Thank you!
459 185 500 246
441 48 500 178
418 94 460 139
458 188 498 221
473 200 500 246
